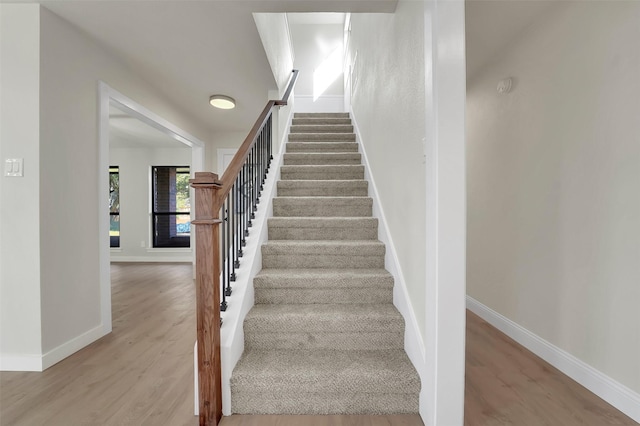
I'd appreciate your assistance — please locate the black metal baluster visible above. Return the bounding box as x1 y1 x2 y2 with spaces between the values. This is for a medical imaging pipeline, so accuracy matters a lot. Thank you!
262 125 267 185
225 197 233 293
242 163 249 241
258 131 263 197
230 183 237 281
269 114 273 163
236 178 243 257
263 119 269 179
220 205 227 312
248 148 252 224
254 144 259 214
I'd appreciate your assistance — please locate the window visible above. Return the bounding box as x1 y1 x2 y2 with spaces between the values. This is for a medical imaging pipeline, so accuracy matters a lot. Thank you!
109 166 120 248
152 166 190 248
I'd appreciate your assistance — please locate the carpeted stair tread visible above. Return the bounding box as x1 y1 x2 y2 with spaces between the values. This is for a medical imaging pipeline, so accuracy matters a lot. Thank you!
231 349 420 396
268 217 377 240
277 180 368 197
289 133 356 142
254 268 393 288
292 118 352 126
253 269 393 304
273 197 372 217
244 303 404 350
283 152 362 165
290 124 354 133
294 112 350 118
262 240 385 269
245 303 403 332
286 142 359 152
280 165 364 180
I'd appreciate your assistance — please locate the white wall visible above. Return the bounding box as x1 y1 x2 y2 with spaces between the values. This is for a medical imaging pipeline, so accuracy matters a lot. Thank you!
253 13 294 93
0 4 43 370
348 1 427 339
348 1 467 423
0 5 212 370
109 147 192 262
37 6 212 358
467 0 640 400
209 131 249 176
290 22 343 112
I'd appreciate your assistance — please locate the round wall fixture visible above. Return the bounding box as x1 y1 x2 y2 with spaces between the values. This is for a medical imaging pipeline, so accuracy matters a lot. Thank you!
497 78 512 94
209 95 236 109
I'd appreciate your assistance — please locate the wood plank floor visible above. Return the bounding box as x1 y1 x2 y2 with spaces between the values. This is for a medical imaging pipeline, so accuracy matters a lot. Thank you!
0 263 636 425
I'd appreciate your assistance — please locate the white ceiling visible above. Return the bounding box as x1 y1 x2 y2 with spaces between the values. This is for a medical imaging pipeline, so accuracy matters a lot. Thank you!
40 0 555 136
42 1 397 136
109 105 188 150
288 12 346 25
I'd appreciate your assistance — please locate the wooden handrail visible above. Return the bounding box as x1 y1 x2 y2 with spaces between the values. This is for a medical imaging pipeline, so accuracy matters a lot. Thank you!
275 69 299 107
216 69 299 211
190 69 298 426
215 100 276 210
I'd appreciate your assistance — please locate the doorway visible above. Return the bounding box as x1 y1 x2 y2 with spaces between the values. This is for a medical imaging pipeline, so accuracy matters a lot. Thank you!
98 82 205 332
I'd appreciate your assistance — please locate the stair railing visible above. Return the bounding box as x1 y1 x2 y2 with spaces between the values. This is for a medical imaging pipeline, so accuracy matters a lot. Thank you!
190 69 299 426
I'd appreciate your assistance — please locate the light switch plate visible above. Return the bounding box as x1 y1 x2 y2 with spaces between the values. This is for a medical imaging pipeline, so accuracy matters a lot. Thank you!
4 158 24 177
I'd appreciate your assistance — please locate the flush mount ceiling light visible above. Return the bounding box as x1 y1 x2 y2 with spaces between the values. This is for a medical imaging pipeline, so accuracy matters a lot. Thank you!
209 94 236 109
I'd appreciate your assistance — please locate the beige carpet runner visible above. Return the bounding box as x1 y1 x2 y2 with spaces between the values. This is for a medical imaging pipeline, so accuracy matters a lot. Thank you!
230 112 420 414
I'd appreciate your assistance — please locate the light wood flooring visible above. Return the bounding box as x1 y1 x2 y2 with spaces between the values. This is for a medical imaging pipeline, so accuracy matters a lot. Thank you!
0 263 636 425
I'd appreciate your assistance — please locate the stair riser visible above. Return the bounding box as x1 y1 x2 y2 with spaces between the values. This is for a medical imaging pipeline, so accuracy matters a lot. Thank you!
269 226 376 241
283 154 361 166
254 287 392 304
277 181 368 197
277 187 368 197
290 125 354 133
231 392 419 415
289 133 356 142
244 332 402 351
294 113 350 119
262 253 384 269
254 273 394 290
286 142 358 153
273 199 372 217
291 118 352 126
280 170 364 180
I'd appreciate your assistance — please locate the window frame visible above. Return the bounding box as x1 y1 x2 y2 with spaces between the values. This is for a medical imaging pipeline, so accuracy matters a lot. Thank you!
151 165 191 248
109 166 120 248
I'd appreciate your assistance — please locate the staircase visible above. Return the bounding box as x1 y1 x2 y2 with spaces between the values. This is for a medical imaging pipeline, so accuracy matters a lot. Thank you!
230 112 420 415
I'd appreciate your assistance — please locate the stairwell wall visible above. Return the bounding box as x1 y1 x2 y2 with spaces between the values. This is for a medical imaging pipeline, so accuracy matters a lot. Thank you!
348 1 467 423
348 0 427 341
466 0 640 416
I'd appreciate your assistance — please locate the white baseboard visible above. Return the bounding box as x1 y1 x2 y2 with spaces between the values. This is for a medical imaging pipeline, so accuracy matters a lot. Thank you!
42 324 108 370
294 95 345 113
467 296 640 423
350 108 428 408
110 256 192 263
1 323 109 372
0 353 44 371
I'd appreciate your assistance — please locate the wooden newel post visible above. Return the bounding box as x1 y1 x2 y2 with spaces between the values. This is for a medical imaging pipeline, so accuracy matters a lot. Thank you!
190 172 224 426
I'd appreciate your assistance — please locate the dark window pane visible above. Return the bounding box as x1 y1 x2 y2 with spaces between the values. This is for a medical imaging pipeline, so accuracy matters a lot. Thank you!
110 166 120 248
152 166 190 248
110 214 120 248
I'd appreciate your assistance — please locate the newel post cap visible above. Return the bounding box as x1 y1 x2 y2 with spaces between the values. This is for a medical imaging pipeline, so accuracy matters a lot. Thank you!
190 172 222 187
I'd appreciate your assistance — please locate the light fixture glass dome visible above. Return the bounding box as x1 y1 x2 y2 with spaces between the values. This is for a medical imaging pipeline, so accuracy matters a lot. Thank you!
209 95 236 109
